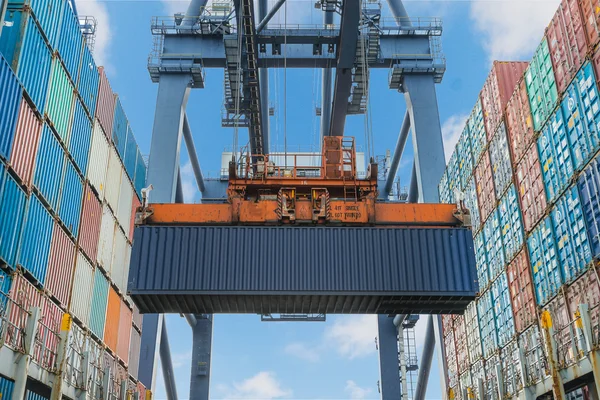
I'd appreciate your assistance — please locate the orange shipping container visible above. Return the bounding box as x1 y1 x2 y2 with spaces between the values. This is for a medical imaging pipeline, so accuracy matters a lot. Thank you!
10 97 42 188
104 287 121 352
116 299 132 364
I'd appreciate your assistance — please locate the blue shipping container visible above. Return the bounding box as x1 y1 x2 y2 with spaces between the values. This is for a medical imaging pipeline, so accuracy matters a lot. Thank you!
483 208 505 283
112 97 128 159
551 185 592 283
124 126 137 182
0 167 27 269
8 0 66 48
0 11 52 113
134 147 147 198
579 153 600 258
491 272 515 348
57 0 83 84
89 268 109 339
465 177 481 233
457 126 473 191
527 216 562 306
538 108 574 204
474 231 488 289
489 122 513 199
561 61 600 172
477 289 498 359
0 55 21 161
468 98 487 164
58 159 83 238
25 389 49 400
0 269 13 306
77 44 99 118
18 192 54 284
34 124 65 210
499 184 524 263
0 375 15 398
69 98 92 176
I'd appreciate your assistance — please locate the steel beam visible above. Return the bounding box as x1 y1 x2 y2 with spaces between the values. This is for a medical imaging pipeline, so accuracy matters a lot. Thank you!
183 115 206 193
319 10 334 143
176 168 184 203
383 110 410 197
160 319 179 400
385 0 410 24
189 315 213 400
407 162 418 203
378 314 401 400
256 0 286 33
414 315 435 400
258 0 270 154
183 0 209 25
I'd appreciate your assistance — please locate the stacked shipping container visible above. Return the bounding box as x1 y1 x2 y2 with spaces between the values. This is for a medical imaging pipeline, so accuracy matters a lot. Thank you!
438 0 600 397
0 0 147 397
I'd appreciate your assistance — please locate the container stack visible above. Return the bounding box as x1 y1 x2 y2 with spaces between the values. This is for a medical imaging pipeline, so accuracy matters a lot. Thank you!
439 0 600 397
0 0 147 397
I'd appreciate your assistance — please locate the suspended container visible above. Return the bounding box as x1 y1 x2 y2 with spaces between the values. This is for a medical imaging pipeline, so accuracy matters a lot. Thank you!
0 54 22 161
525 38 559 131
18 192 54 284
97 204 116 272
112 96 128 159
33 124 65 210
474 231 489 290
46 56 74 145
134 147 147 198
116 300 132 364
457 126 473 191
506 77 535 165
10 96 42 188
516 143 547 233
477 290 498 358
551 185 592 283
124 126 138 182
475 149 496 224
507 250 537 333
491 272 515 348
87 120 109 199
77 43 99 118
70 250 94 327
519 324 547 386
89 267 109 340
483 208 505 283
58 159 83 238
96 67 115 139
56 0 83 84
465 177 481 234
528 215 562 306
104 146 122 213
468 98 487 165
104 287 120 353
0 166 27 268
499 184 524 263
46 221 75 308
489 121 513 199
0 10 52 112
68 98 93 177
79 183 102 262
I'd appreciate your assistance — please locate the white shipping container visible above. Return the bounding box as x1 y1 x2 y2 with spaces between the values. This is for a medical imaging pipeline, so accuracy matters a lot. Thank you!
111 228 128 293
104 146 122 212
500 340 522 398
87 121 110 198
470 360 485 400
70 251 94 327
465 302 483 363
116 169 133 238
98 204 117 272
459 370 472 400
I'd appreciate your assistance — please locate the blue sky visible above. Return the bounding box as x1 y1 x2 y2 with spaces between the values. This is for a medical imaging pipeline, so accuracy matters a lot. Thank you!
75 0 560 398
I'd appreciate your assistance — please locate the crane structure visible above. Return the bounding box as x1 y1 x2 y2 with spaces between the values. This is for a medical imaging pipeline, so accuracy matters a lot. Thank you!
135 0 465 398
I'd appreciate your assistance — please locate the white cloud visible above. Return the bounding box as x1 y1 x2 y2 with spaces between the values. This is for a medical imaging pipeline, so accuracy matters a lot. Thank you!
441 114 468 162
172 351 193 369
324 315 378 359
469 0 560 62
283 342 320 363
77 0 112 68
217 371 292 400
181 161 199 203
345 380 373 400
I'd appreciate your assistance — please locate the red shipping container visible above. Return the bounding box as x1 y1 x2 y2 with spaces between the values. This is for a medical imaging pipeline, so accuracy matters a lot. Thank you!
506 79 535 165
130 195 140 242
515 143 547 233
592 45 600 88
33 295 64 371
547 0 588 94
578 0 600 49
116 299 132 364
10 97 42 188
46 222 76 308
566 267 600 338
475 149 496 223
507 250 537 333
7 274 43 351
79 183 102 261
453 315 470 374
104 287 121 352
96 67 115 140
481 61 529 140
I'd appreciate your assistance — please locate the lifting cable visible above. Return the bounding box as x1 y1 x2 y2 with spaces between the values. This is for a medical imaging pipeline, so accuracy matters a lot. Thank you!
283 0 288 169
359 1 374 161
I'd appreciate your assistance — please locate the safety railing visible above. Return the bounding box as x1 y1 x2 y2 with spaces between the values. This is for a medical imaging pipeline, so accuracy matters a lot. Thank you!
521 328 548 386
32 317 60 372
554 316 584 368
64 329 87 389
379 17 442 36
0 295 28 353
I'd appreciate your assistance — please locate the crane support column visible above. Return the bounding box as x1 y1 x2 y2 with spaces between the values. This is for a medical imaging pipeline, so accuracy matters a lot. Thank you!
383 110 410 197
414 315 435 400
319 10 334 142
378 315 402 399
183 115 206 193
160 319 179 400
190 315 214 400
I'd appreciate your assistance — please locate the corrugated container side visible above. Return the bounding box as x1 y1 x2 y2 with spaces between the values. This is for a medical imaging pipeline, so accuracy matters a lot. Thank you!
527 216 562 306
0 167 27 268
86 336 105 400
34 294 64 370
474 149 496 223
98 204 116 271
483 209 505 282
499 184 524 263
442 314 454 337
0 269 13 304
111 228 128 293
578 0 600 49
491 272 515 348
0 11 52 112
112 97 128 159
566 266 600 340
543 293 576 366
507 250 537 333
96 67 115 138
506 78 535 165
68 98 93 176
562 61 600 171
134 147 146 198
10 0 65 47
538 107 574 204
25 390 49 400
18 192 54 284
34 124 65 210
465 301 482 363
447 151 459 204
116 300 132 364
58 159 83 238
465 177 481 233
439 169 451 204
477 290 498 358
454 315 470 374
444 329 458 389
551 185 592 283
0 376 15 398
0 54 21 161
474 231 488 289
470 360 485 400
516 143 547 233
70 251 94 326
124 126 137 182
579 153 600 258
56 0 82 84
64 322 87 388
519 325 547 385
489 121 513 199
79 183 102 262
129 327 141 380
525 38 559 131
546 0 588 94
131 302 142 331
89 268 109 340
46 221 75 307
46 56 74 144
457 127 473 191
500 340 522 398
87 120 109 198
78 44 99 118
468 98 487 165
104 287 120 353
7 273 42 349
483 355 500 400
10 96 42 188
104 146 122 212
116 169 133 237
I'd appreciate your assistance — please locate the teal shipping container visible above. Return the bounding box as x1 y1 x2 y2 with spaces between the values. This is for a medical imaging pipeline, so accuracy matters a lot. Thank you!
77 44 99 118
527 215 562 306
491 272 515 348
18 192 54 284
69 98 93 176
474 231 488 289
57 0 83 84
0 165 27 269
46 56 75 144
112 97 128 159
465 177 481 233
477 289 498 359
468 98 487 164
58 159 83 238
89 268 109 339
483 208 505 283
457 126 473 191
499 184 524 263
124 126 138 182
134 147 147 197
489 121 513 199
525 38 558 131
0 54 21 161
34 124 65 210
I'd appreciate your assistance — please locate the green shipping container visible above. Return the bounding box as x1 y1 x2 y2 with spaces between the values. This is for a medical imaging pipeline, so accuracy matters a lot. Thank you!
46 57 74 145
525 38 558 132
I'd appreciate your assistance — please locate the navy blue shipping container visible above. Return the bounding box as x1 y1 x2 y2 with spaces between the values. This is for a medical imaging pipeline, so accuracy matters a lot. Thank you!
578 153 600 259
34 124 65 210
0 166 27 269
8 0 66 48
124 126 137 181
77 44 99 118
0 10 52 113
0 375 15 398
58 159 83 238
18 192 54 285
112 97 127 159
0 54 21 161
134 147 147 197
128 226 479 314
68 98 93 176
57 0 83 84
